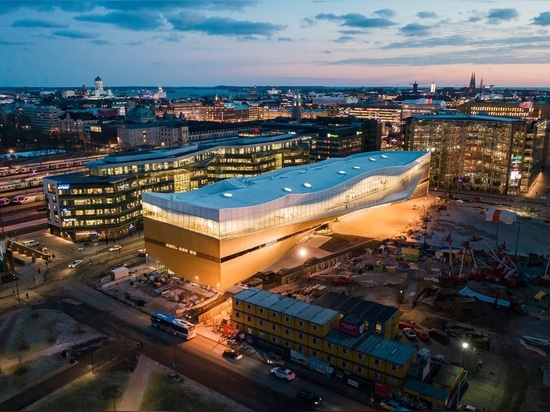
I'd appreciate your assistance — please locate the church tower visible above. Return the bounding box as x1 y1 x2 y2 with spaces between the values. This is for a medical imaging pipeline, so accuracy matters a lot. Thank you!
468 72 476 94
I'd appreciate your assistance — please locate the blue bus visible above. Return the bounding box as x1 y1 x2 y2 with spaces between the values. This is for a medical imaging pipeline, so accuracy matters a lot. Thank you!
151 311 197 340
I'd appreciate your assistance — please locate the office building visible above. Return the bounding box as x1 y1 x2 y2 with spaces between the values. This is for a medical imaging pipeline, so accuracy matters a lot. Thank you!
43 132 310 242
402 114 532 194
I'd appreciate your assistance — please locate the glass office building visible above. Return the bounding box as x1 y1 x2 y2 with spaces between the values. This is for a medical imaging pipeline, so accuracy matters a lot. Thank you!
402 114 531 194
142 151 430 290
44 132 310 241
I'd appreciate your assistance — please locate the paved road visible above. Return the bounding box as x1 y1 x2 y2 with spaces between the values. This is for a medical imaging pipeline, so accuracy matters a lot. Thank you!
0 284 372 411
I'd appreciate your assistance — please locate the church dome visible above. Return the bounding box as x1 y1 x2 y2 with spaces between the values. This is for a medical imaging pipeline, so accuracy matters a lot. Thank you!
126 105 155 123
95 76 102 82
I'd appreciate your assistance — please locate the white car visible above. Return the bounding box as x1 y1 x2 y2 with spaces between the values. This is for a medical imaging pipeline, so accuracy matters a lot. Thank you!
270 367 296 381
68 260 83 268
108 245 122 252
402 327 417 340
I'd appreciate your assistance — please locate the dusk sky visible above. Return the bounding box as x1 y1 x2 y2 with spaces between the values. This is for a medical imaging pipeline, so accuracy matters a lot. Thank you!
2 1 550 88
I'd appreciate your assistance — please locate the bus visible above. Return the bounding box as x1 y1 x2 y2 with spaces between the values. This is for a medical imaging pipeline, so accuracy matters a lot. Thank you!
150 311 197 340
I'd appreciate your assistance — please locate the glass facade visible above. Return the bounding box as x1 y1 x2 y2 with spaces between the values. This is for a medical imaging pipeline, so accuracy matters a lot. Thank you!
402 114 531 194
143 151 430 240
44 135 311 241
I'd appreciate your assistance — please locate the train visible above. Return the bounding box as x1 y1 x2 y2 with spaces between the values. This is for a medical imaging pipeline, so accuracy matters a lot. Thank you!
0 192 45 207
0 154 104 177
0 177 43 193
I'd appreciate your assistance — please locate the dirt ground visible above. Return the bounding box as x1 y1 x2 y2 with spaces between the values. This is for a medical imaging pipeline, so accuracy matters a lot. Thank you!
265 195 550 412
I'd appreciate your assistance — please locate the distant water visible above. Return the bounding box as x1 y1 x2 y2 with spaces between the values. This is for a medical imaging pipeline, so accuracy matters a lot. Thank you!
113 86 242 100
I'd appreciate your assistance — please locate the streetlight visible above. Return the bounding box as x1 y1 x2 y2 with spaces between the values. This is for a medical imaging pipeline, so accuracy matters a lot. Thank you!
460 341 469 366
456 341 470 407
515 220 521 256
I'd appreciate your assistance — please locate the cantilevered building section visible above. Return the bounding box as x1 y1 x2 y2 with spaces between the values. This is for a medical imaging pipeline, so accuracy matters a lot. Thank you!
142 151 430 290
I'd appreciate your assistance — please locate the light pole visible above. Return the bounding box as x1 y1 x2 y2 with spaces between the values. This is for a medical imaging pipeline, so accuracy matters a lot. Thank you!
457 341 469 407
515 220 521 256
460 341 469 366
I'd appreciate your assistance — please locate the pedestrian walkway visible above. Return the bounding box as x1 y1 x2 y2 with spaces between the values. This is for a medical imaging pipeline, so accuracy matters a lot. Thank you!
117 354 157 412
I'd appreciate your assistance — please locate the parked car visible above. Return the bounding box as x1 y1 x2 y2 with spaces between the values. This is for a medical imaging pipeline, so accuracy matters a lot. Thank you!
459 405 482 411
222 349 243 360
399 320 415 330
380 399 404 411
270 367 296 381
429 328 450 345
68 259 82 268
263 352 285 366
108 245 122 252
414 328 430 341
296 388 322 406
402 327 417 340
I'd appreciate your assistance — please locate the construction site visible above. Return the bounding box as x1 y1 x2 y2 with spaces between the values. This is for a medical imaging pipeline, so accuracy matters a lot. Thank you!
255 192 550 411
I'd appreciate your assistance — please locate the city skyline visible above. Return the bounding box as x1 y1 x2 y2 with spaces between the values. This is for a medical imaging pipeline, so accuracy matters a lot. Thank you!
2 1 550 88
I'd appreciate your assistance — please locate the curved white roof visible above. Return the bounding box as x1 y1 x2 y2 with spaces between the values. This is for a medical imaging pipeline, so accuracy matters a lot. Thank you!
143 151 427 210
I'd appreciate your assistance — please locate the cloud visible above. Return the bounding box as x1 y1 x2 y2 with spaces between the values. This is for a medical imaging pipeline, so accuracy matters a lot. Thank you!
532 12 550 26
334 35 355 43
486 8 519 24
277 37 293 42
316 12 396 29
417 11 437 19
52 30 100 39
75 11 165 31
91 39 112 45
324 37 550 67
94 0 258 12
399 23 432 37
300 17 316 28
382 35 470 49
373 9 396 18
0 39 30 46
168 15 285 37
382 33 550 51
12 19 67 28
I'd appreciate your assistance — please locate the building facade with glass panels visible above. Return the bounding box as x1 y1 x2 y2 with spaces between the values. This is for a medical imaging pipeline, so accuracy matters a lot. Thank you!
142 151 430 290
43 132 311 242
401 114 531 194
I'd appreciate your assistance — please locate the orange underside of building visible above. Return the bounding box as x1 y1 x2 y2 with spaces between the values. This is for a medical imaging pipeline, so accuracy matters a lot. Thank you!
143 215 335 290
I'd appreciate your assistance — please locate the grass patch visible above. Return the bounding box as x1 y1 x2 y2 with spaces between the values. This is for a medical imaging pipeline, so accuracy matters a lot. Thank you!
24 371 131 411
0 355 68 401
4 309 96 360
140 372 237 411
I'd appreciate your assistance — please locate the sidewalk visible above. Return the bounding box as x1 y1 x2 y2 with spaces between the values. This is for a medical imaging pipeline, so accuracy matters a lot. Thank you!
117 355 157 412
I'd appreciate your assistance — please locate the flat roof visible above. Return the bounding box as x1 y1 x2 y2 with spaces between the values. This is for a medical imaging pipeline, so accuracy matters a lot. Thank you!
43 172 124 184
87 146 199 166
232 287 340 326
143 151 428 210
409 113 520 123
403 378 450 404
312 291 399 324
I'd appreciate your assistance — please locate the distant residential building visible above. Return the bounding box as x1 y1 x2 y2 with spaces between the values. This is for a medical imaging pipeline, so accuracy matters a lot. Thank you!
116 122 189 148
312 95 359 106
19 104 61 134
456 101 550 123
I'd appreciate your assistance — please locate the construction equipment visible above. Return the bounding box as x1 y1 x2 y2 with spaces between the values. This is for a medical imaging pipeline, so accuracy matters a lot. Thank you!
332 276 351 286
466 237 520 288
